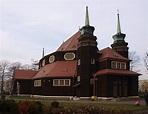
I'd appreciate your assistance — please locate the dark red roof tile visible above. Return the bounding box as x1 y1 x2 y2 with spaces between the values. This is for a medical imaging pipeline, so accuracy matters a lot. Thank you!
56 31 80 51
98 47 129 61
14 69 38 79
32 61 77 79
95 69 141 76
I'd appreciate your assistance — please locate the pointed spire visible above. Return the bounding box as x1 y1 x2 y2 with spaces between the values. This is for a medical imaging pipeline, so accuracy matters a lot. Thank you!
85 6 90 26
117 9 121 34
80 6 94 35
42 48 44 58
112 10 126 43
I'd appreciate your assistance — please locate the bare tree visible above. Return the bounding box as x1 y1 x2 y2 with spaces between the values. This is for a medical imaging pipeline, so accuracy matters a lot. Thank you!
0 60 10 100
8 62 24 93
144 51 148 75
0 59 38 95
140 81 148 92
129 51 141 72
31 59 38 70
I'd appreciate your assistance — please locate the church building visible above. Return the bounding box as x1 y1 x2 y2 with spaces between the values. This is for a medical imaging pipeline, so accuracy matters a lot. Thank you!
13 7 140 98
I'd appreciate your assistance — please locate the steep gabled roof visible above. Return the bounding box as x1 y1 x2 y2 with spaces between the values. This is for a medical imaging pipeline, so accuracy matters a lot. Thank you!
95 69 141 76
14 69 38 79
32 60 77 79
98 47 129 61
56 31 80 51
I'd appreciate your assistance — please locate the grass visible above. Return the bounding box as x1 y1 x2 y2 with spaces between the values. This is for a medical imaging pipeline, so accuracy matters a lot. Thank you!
59 102 148 111
8 95 148 112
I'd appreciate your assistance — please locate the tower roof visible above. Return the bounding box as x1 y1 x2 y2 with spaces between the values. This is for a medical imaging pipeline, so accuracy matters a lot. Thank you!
112 11 126 43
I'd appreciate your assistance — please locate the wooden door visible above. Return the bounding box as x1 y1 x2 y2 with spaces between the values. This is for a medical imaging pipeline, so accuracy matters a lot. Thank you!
113 76 128 97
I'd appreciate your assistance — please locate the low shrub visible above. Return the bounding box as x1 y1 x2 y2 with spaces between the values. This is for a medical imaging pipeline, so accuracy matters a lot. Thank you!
18 100 44 114
0 99 18 113
51 101 59 108
49 105 132 114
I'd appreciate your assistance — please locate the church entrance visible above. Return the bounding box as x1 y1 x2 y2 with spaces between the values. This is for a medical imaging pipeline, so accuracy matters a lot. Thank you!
113 76 128 97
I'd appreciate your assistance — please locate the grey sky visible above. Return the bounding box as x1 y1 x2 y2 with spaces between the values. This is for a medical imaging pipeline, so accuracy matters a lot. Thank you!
0 0 148 79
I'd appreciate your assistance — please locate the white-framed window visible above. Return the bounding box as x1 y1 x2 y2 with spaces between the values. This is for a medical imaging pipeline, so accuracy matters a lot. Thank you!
34 80 41 87
49 55 55 63
53 79 71 86
91 58 95 64
78 59 80 65
121 62 126 69
77 76 80 82
42 59 45 66
64 52 75 60
111 61 126 69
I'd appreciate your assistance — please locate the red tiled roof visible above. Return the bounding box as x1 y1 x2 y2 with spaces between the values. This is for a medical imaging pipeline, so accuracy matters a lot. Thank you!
98 47 129 61
14 69 38 79
56 31 80 51
95 69 141 76
32 60 77 79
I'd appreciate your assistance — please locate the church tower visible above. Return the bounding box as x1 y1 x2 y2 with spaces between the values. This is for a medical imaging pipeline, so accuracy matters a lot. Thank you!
111 11 129 58
76 6 98 97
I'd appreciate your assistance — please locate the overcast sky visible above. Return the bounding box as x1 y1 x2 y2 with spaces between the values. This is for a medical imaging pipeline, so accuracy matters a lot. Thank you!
0 0 148 79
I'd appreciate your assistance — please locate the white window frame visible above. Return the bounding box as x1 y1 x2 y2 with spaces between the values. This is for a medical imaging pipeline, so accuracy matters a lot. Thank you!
53 79 71 86
42 59 45 66
64 52 75 60
49 55 55 63
77 76 80 82
78 59 80 65
91 58 95 64
111 61 126 69
34 80 41 87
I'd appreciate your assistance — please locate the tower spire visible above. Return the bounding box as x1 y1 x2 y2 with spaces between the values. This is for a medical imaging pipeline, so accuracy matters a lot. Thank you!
85 6 90 26
117 10 121 34
112 10 125 43
42 48 44 58
111 10 129 58
80 6 94 35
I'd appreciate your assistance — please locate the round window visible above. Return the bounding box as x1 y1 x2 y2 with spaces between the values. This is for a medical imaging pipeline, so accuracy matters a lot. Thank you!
64 52 75 60
49 55 55 63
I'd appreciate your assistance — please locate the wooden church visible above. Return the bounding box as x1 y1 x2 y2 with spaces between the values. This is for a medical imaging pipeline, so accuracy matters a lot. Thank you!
13 7 140 98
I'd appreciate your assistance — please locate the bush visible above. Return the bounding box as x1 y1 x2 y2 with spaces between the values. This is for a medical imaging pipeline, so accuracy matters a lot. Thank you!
51 101 60 108
0 99 18 113
18 100 44 114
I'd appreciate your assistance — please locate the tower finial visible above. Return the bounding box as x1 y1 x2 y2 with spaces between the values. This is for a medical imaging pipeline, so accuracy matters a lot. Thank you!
85 6 90 26
117 9 121 33
42 48 44 58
